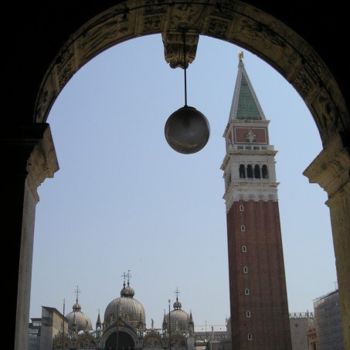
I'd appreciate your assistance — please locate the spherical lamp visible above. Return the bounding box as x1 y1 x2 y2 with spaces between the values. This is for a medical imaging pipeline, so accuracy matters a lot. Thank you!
164 30 210 154
165 105 210 154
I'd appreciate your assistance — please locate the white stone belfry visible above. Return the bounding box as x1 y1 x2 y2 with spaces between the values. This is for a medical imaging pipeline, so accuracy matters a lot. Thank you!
221 55 279 210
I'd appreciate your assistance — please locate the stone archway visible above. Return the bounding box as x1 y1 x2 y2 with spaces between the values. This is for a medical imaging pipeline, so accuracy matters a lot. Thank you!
34 1 349 143
14 1 349 349
105 331 135 350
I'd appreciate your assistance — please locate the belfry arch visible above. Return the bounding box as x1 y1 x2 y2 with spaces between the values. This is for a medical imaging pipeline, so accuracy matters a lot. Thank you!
9 1 349 350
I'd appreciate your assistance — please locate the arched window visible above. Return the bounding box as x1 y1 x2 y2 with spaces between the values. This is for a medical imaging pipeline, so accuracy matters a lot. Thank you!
254 165 261 178
243 266 249 274
225 174 231 188
239 164 246 178
244 288 250 295
247 165 253 178
245 311 251 318
239 204 244 212
240 224 246 232
262 165 269 179
241 245 247 253
248 333 253 341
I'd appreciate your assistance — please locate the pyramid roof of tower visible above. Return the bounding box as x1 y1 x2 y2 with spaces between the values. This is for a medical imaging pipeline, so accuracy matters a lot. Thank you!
228 57 266 121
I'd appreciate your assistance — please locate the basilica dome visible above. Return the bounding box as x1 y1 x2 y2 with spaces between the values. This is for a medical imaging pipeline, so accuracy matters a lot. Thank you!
104 282 146 330
163 297 194 334
66 301 93 333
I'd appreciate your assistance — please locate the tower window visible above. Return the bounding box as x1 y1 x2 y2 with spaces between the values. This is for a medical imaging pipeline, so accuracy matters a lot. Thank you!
240 224 246 232
239 204 244 212
247 165 253 178
248 333 253 341
245 311 251 318
239 164 246 178
225 174 231 188
244 288 250 295
243 266 249 274
262 165 269 179
241 245 247 253
254 165 261 178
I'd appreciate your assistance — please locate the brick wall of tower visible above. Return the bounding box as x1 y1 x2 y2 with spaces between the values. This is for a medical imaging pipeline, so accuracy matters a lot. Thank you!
226 200 292 350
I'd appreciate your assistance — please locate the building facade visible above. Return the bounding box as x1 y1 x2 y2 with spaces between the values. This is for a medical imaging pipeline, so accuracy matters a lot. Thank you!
289 312 315 350
29 280 196 350
221 54 292 349
314 290 344 350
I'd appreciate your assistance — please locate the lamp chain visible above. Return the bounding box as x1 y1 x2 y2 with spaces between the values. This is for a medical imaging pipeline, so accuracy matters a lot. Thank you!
183 30 188 106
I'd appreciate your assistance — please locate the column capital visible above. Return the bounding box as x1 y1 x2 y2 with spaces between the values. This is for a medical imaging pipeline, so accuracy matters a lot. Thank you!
303 132 350 200
26 125 59 202
162 30 199 69
1 123 59 201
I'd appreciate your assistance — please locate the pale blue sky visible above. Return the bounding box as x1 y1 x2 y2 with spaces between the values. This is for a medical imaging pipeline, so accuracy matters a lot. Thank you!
30 34 337 329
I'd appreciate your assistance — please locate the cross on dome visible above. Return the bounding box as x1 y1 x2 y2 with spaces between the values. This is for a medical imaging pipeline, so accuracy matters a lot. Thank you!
74 285 81 303
122 270 132 286
173 288 182 310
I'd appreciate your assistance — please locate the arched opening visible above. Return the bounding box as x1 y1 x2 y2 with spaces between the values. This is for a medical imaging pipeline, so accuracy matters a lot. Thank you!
10 2 349 350
30 33 339 350
105 331 135 350
247 164 253 178
254 165 261 179
239 164 246 178
262 165 269 179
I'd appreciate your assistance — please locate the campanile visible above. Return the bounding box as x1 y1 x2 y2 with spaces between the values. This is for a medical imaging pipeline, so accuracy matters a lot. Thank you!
221 54 292 349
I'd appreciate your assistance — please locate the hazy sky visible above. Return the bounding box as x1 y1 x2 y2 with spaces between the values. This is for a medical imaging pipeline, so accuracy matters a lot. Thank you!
30 34 337 330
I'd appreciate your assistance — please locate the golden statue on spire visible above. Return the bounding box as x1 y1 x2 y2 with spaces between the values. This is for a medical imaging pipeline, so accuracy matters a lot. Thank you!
238 51 244 61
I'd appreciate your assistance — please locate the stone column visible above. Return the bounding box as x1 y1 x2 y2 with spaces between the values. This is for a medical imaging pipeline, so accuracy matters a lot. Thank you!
304 132 350 350
2 124 59 350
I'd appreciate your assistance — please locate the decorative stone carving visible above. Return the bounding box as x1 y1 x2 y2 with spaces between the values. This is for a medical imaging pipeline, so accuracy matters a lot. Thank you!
303 132 350 198
161 2 214 68
26 125 59 202
162 30 199 68
54 45 76 91
206 17 230 38
33 0 348 151
311 89 343 140
291 64 318 100
246 129 256 143
34 79 56 125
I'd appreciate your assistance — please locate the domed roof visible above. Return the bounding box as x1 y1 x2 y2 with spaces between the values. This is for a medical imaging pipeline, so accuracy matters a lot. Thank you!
66 299 92 333
163 297 193 334
104 281 145 330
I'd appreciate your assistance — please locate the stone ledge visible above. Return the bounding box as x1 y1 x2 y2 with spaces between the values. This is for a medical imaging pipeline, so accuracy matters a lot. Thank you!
303 132 350 198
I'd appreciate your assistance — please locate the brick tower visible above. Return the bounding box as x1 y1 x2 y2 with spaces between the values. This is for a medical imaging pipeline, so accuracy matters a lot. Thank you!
221 54 292 350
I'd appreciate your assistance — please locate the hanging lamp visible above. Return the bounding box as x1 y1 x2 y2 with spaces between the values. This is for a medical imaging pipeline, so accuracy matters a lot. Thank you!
164 31 210 154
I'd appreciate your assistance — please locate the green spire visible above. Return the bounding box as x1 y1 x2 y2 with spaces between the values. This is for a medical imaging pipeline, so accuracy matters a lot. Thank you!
229 52 265 121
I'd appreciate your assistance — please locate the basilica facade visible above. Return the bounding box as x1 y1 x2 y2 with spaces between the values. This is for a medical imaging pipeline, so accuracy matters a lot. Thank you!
29 279 195 350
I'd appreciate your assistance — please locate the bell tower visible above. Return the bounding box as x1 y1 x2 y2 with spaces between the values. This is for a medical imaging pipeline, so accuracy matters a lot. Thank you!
221 53 292 349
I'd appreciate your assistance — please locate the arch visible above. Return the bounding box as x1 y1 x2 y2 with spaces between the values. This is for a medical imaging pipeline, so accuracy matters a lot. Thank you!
105 331 135 350
262 165 269 179
239 164 246 178
254 165 261 179
9 2 350 350
33 1 349 147
247 165 253 178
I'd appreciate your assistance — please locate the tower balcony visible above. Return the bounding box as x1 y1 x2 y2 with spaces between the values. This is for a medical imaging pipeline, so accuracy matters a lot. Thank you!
227 144 275 153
